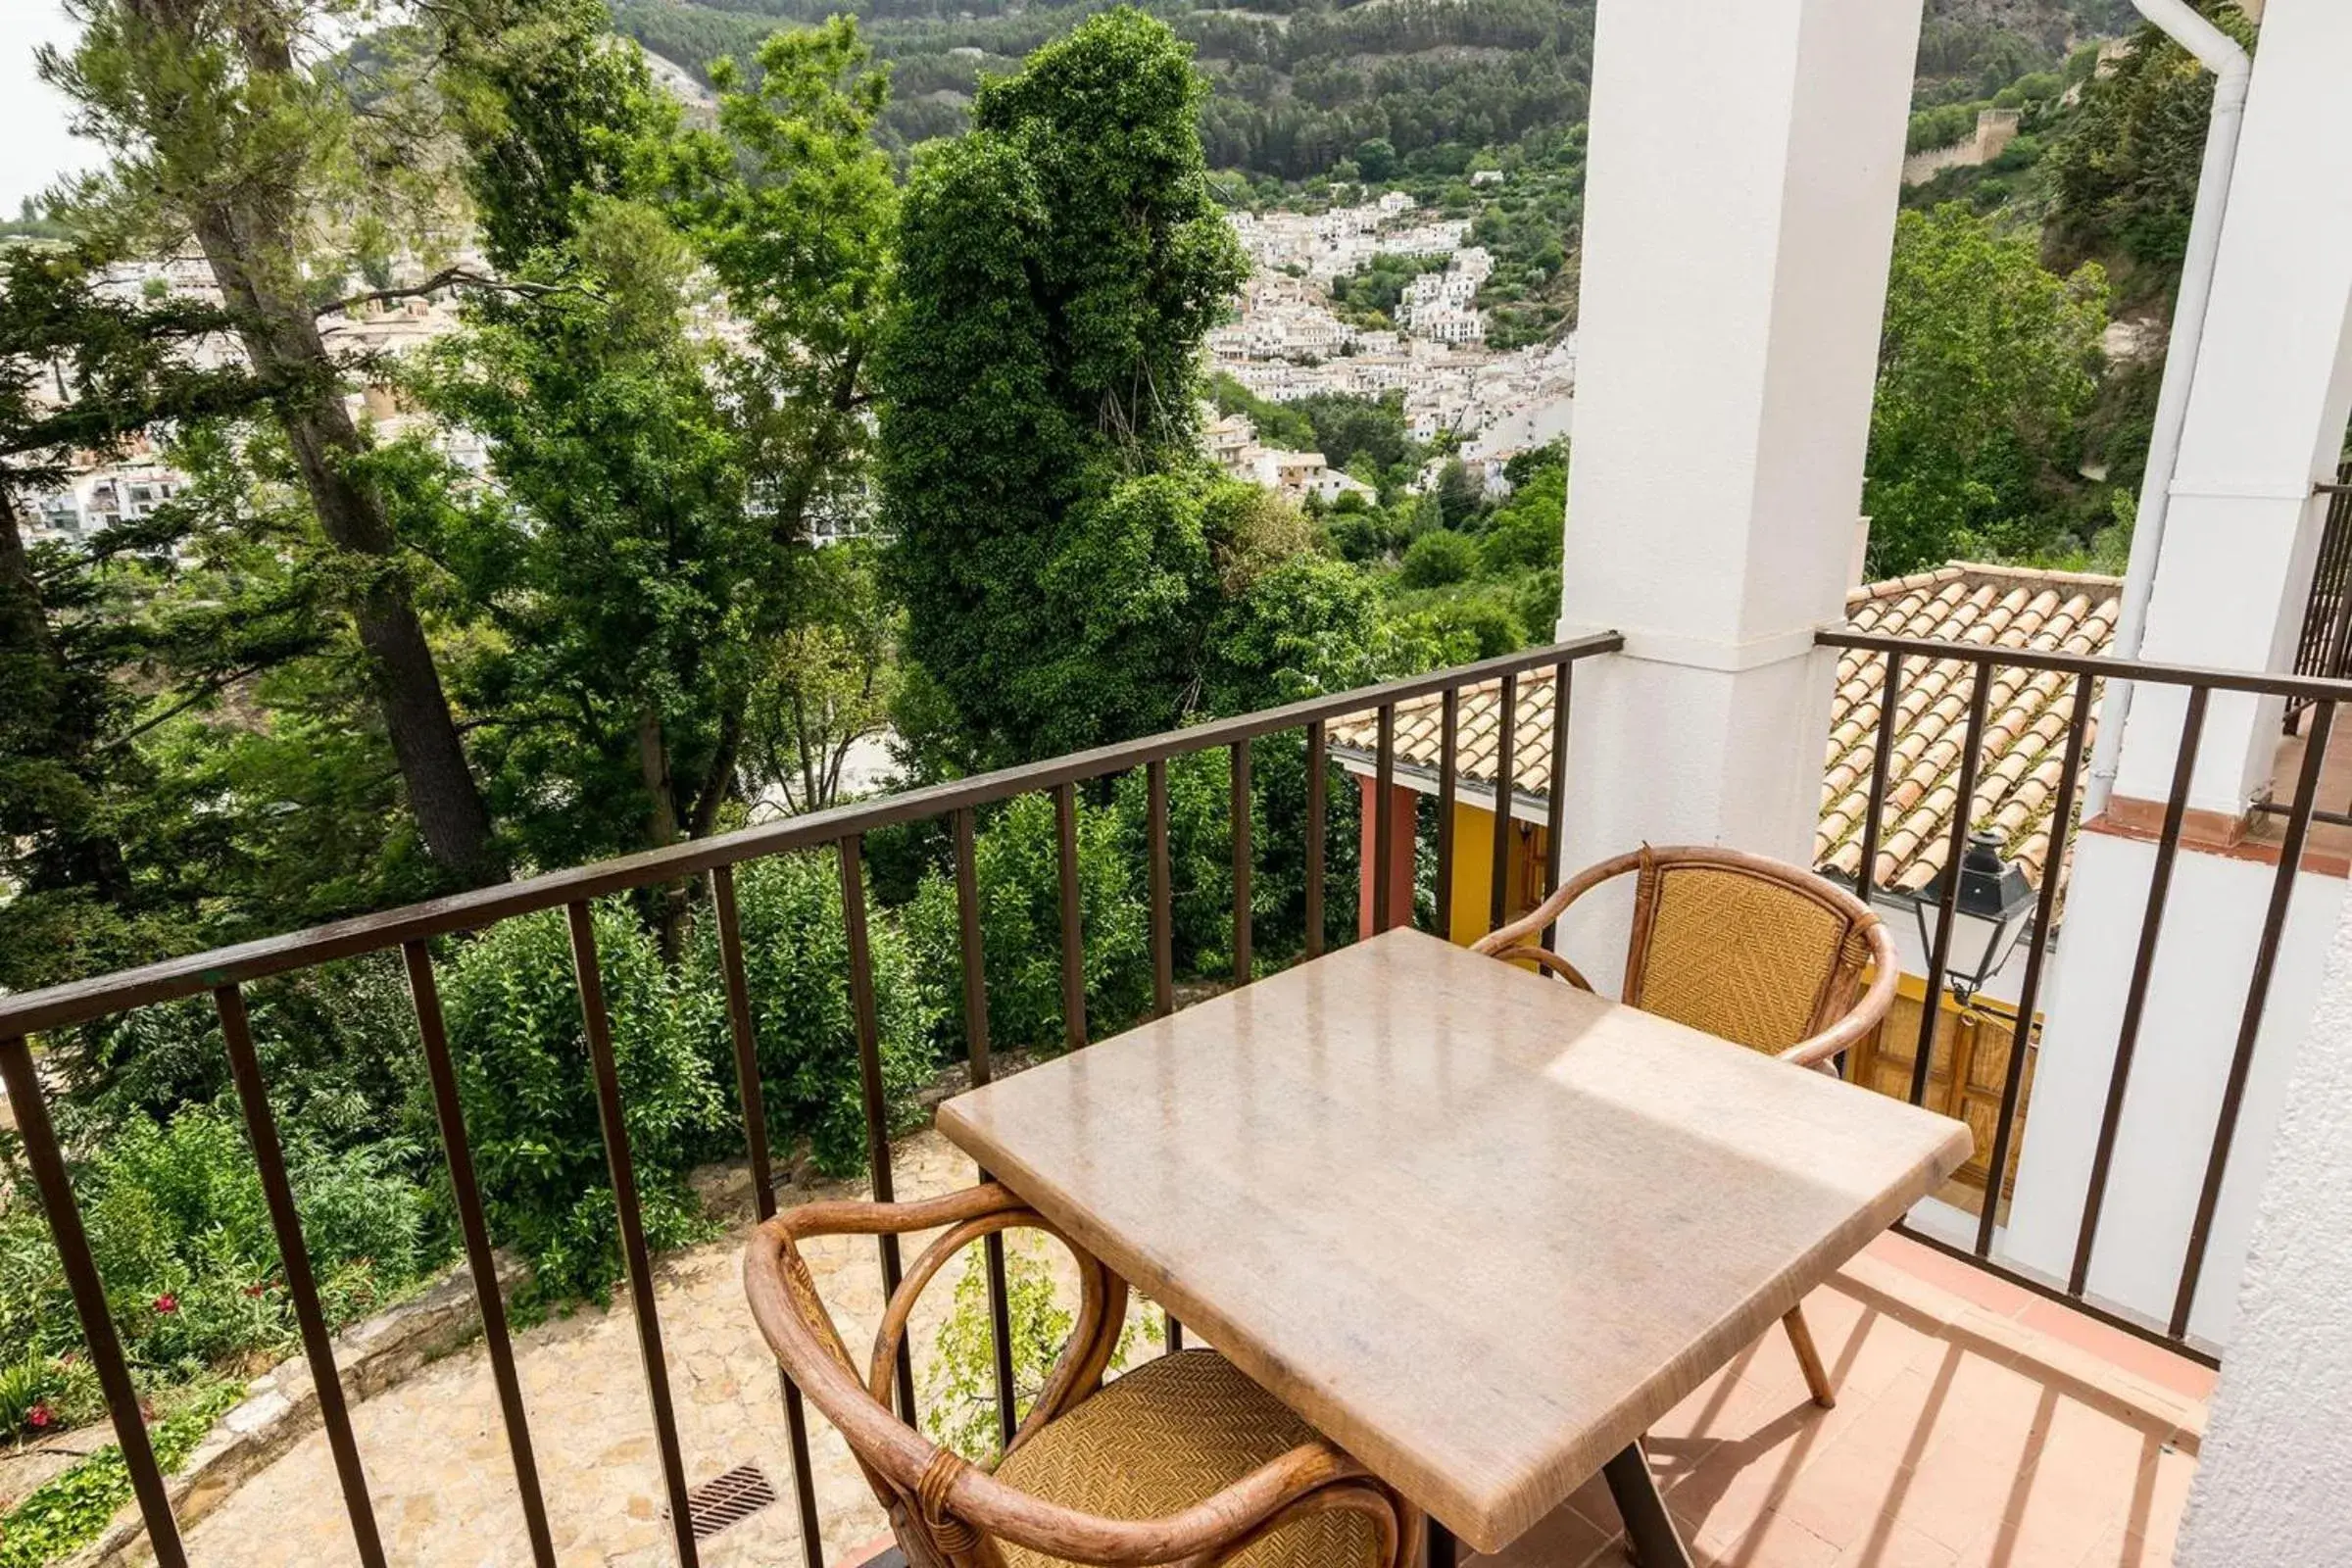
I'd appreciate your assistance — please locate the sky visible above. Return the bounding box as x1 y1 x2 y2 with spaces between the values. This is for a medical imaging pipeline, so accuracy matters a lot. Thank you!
2 1 99 217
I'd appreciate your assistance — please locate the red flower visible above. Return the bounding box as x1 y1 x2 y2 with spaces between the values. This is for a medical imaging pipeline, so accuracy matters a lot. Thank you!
152 1294 178 1315
26 1402 52 1430
242 1282 268 1298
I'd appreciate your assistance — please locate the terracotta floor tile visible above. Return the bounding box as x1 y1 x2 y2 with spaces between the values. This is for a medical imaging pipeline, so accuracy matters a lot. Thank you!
2009 1299 2216 1406
1829 1518 1961 1568
1774 1367 1955 1548
1469 1499 1617 1566
1700 1505 1844 1568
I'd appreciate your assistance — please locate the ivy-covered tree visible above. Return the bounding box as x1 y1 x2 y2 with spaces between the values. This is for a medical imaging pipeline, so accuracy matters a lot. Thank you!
877 8 1253 767
1865 204 2108 576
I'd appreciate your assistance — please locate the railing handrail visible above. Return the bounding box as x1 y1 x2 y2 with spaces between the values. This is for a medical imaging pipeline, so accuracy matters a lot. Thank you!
1818 627 2352 704
0 631 1625 1038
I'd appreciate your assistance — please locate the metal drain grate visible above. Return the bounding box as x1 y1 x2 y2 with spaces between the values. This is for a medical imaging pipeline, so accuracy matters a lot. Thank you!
678 1463 779 1542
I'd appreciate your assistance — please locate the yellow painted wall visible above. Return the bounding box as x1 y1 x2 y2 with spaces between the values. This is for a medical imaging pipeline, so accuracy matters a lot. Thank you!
1446 800 1544 944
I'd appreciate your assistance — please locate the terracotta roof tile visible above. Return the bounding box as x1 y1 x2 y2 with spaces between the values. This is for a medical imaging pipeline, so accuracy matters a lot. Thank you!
1327 563 2121 909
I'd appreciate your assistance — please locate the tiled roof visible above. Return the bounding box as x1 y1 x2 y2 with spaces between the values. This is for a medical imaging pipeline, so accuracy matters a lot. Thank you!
1328 563 2122 904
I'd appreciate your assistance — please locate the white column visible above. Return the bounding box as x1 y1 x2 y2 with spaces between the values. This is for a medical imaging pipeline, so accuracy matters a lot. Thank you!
1554 0 1923 945
2176 892 2352 1566
2110 0 2352 813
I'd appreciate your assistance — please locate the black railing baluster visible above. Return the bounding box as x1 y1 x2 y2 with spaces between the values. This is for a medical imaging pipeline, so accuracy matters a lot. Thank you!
2072 687 2210 1297
1489 673 1519 934
1854 650 1903 910
708 874 827 1568
1054 784 1087 1051
1973 676 2091 1258
1911 659 1994 1106
2171 699 2335 1337
0 1037 189 1568
952 810 1021 1446
1232 739 1253 984
1436 687 1459 942
215 982 390 1568
1303 722 1327 959
1147 764 1176 1012
837 842 917 1424
1373 704 1397 933
403 943 558 1568
563 906 701 1567
1543 662 1573 953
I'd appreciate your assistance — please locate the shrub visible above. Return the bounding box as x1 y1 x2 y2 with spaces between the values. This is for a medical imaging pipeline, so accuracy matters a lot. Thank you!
685 853 938 1179
1397 528 1478 589
0 1380 244 1568
429 906 724 1299
907 793 1150 1055
0 1108 434 1412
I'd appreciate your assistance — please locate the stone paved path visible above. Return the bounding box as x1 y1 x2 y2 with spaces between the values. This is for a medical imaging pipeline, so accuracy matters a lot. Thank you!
181 1130 1004 1568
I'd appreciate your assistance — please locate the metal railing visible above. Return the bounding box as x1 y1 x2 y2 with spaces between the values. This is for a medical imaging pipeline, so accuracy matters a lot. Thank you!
0 633 1620 1568
1819 627 2352 1369
2284 460 2352 731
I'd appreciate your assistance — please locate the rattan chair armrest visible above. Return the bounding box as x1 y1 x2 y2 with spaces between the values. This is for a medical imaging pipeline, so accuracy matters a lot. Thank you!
1486 945 1595 990
1471 849 1644 961
745 1188 1414 1567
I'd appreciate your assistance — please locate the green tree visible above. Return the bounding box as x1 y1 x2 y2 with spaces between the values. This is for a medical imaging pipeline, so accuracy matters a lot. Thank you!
878 9 1250 767
0 247 355 990
44 0 501 880
1865 205 2107 575
2049 2 2255 290
427 7 897 894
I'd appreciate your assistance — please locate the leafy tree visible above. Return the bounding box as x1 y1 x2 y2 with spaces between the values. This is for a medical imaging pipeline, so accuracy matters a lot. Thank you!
427 6 897 894
0 247 358 990
1865 205 2107 575
1353 137 1398 181
44 0 501 880
1399 528 1479 588
745 543 900 814
878 9 1250 766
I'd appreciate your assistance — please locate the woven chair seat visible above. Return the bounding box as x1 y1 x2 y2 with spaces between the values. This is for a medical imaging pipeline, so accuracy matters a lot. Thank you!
991 1349 1384 1568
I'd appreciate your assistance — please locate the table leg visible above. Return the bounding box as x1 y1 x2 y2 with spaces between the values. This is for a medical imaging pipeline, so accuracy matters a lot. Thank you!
1425 1521 1457 1568
1602 1441 1691 1568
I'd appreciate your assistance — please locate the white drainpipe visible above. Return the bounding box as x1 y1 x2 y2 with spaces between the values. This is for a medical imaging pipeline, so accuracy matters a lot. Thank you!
2083 0 2253 817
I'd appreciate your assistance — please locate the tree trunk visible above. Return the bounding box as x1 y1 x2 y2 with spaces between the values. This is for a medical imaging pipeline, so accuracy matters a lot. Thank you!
636 705 692 961
186 207 501 884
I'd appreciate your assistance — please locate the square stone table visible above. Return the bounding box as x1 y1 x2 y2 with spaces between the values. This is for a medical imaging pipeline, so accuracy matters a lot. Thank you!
938 927 1972 1561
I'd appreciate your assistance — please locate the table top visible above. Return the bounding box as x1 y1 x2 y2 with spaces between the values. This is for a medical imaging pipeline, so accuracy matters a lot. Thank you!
936 928 1972 1553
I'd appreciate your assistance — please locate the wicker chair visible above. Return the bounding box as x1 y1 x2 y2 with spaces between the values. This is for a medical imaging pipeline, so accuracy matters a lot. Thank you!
744 1183 1423 1568
1473 844 1900 1408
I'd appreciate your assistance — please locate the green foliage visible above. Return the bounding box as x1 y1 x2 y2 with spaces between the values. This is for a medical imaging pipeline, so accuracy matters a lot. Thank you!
1865 205 2108 575
0 1107 434 1406
907 793 1150 1054
921 1237 1152 1464
428 906 723 1299
879 9 1252 766
2049 3 2253 291
0 1381 245 1568
1399 528 1479 589
686 854 936 1177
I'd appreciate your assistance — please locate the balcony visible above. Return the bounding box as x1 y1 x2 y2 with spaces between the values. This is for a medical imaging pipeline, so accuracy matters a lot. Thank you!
0 626 2318 1568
